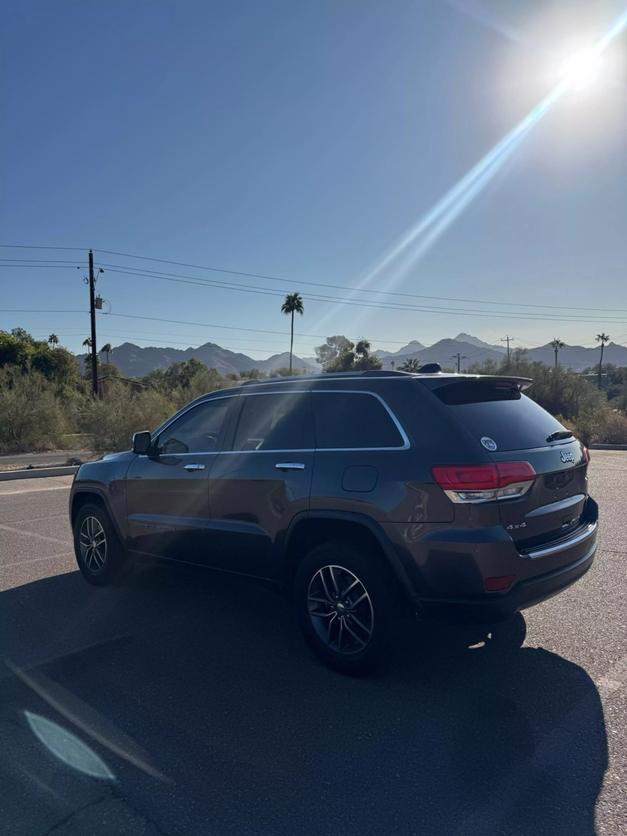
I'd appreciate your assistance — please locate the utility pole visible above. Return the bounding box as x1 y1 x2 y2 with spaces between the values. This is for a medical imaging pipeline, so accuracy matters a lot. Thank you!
451 352 467 373
501 335 514 366
88 250 99 397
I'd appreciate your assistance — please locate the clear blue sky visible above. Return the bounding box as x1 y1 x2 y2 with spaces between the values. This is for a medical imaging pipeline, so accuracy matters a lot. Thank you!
2 0 626 359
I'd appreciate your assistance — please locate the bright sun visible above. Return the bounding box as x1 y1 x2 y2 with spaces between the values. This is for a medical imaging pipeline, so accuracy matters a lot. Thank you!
558 48 605 91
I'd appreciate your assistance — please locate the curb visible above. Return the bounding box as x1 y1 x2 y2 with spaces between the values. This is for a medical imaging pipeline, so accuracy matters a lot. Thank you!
589 444 627 451
0 466 78 482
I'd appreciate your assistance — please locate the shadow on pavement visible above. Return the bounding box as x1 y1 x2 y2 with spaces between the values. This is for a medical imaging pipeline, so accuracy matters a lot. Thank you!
0 563 608 835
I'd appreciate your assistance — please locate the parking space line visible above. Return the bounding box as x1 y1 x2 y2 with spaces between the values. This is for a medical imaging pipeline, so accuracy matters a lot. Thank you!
2 552 72 569
0 522 69 546
0 484 70 496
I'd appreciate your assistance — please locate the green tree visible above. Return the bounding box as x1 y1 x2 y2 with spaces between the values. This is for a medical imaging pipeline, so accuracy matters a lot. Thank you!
315 336 382 372
0 330 32 370
398 357 421 373
31 346 80 387
11 327 33 343
281 292 304 375
316 335 355 371
353 339 382 370
596 333 610 388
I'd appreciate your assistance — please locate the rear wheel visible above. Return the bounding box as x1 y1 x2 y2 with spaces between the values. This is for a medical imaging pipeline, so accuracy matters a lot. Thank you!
73 502 125 585
294 540 399 675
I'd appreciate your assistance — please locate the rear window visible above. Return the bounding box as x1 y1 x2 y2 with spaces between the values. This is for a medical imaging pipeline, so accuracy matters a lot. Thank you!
430 382 566 452
313 392 405 449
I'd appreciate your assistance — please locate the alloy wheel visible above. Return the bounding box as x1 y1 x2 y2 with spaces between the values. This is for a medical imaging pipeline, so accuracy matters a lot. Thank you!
307 564 374 655
79 515 108 572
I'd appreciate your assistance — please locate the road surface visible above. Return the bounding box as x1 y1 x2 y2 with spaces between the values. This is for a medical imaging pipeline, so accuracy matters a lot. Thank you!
1 452 626 835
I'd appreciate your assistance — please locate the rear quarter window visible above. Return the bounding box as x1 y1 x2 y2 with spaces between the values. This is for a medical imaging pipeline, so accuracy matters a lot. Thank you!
313 391 405 449
430 382 566 452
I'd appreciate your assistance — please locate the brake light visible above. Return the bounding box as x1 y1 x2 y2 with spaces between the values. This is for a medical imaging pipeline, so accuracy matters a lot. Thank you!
583 446 591 463
432 462 536 503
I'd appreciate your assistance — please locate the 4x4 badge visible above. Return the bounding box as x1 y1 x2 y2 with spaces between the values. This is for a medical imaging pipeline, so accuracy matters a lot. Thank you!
481 437 498 451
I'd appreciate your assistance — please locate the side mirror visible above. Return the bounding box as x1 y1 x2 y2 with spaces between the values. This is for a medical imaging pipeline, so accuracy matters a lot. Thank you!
132 431 153 455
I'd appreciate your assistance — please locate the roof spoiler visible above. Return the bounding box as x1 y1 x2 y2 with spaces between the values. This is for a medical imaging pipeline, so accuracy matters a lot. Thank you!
420 374 532 392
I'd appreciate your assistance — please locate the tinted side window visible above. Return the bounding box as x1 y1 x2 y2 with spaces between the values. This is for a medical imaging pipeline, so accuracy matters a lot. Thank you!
313 392 404 449
232 392 313 451
158 398 231 454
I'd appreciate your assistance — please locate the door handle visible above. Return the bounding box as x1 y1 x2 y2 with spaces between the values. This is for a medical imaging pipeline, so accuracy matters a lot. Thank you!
184 463 206 471
275 462 306 471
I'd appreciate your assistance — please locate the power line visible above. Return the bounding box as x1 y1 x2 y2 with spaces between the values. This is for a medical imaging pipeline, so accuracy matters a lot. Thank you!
0 258 83 264
98 264 627 323
0 244 86 251
0 308 403 345
0 308 87 313
2 242 626 314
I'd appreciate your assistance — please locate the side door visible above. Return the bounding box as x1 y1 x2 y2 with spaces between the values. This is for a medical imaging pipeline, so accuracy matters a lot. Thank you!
126 395 235 563
207 390 314 578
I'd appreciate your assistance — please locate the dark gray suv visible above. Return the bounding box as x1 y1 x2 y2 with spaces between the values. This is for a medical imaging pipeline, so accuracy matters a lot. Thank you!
70 370 598 673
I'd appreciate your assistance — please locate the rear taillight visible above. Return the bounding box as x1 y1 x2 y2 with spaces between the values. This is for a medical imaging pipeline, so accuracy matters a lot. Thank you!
583 446 591 463
432 462 536 504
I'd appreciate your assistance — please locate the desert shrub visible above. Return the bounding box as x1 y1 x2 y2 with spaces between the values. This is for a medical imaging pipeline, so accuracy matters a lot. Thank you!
0 371 68 452
79 383 175 452
599 410 627 444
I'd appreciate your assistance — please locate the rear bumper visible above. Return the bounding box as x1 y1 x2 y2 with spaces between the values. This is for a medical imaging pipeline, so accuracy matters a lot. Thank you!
420 537 596 622
383 497 599 622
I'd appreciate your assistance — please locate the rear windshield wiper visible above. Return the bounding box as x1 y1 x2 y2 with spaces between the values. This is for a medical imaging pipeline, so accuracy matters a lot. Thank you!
546 430 574 442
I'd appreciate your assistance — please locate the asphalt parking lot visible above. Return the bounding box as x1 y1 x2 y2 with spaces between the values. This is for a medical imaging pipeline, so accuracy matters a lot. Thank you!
1 452 625 835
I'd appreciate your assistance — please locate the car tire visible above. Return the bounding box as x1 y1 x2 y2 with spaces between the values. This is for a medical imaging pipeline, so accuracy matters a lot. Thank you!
294 540 399 675
73 501 126 586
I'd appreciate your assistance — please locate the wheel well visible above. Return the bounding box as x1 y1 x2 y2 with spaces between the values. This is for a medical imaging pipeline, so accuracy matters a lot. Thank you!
71 491 105 526
284 518 391 583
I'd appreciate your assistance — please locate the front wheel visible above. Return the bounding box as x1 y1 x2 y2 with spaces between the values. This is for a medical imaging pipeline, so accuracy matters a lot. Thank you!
294 541 399 675
73 502 125 585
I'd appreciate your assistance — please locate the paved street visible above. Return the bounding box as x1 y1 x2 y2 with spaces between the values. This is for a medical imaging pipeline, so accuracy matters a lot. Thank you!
1 452 625 835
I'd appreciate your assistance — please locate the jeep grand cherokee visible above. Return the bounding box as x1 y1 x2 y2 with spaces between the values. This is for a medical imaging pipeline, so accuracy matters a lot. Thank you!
70 370 598 674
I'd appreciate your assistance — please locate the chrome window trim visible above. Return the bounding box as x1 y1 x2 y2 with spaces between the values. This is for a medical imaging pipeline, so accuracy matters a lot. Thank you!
146 388 410 455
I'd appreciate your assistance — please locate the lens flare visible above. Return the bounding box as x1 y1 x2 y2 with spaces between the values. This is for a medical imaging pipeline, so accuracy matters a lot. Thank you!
314 8 627 337
558 48 604 91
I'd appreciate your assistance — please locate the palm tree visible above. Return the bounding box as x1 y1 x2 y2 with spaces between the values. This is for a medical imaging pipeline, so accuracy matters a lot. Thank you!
398 357 421 373
82 337 92 349
550 338 564 368
47 333 59 349
596 332 610 388
281 293 304 375
100 342 112 364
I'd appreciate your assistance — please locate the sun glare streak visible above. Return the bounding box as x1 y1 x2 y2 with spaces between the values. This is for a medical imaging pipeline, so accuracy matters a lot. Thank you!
447 0 549 56
312 8 627 337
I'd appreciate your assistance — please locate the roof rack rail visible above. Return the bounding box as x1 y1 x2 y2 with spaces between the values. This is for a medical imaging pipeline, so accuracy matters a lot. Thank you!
358 369 411 377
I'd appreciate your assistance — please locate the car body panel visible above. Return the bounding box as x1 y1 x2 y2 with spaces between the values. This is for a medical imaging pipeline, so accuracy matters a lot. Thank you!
69 372 598 622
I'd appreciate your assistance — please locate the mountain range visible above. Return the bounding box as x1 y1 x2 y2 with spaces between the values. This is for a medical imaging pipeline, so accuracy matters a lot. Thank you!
81 333 627 377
